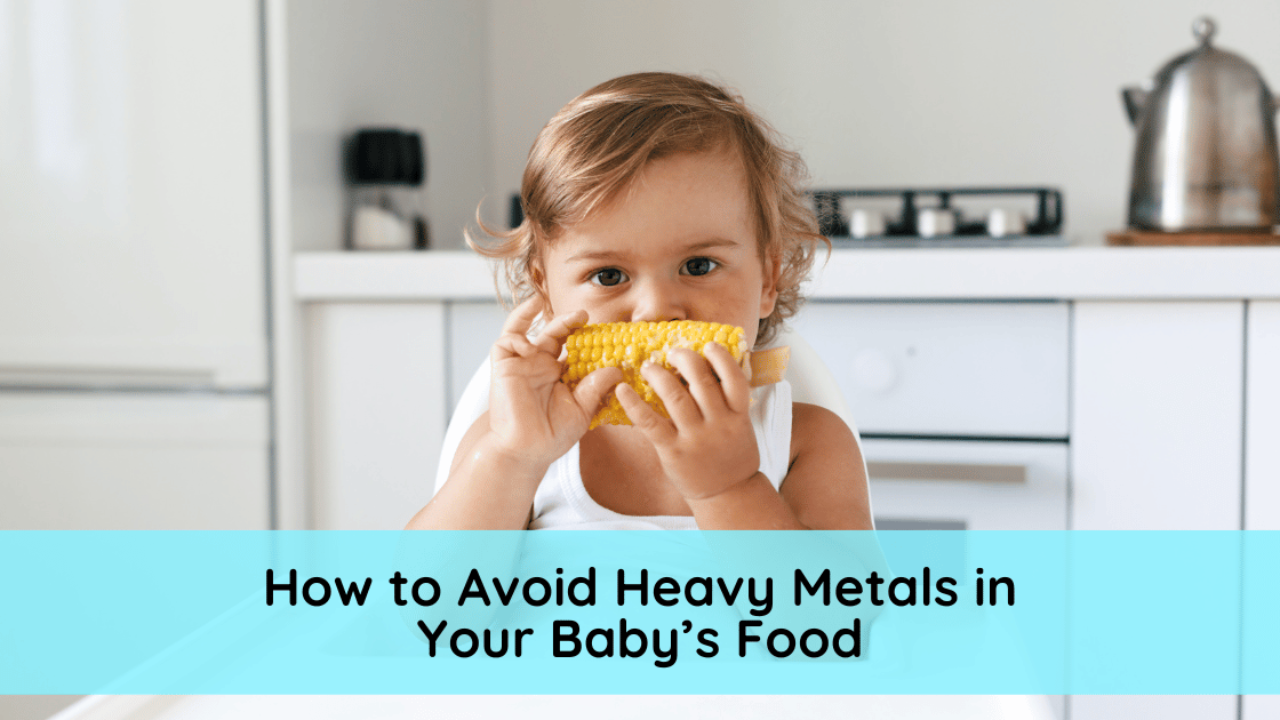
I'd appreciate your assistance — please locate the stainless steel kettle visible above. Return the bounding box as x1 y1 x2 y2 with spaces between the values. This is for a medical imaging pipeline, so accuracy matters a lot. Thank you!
1122 17 1280 231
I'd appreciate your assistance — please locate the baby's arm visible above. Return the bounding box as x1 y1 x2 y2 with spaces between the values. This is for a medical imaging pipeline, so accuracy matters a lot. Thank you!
688 403 873 530
405 299 621 530
405 411 544 529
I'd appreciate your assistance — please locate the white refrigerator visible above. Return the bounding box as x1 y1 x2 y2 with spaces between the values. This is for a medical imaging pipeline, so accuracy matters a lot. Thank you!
0 0 270 530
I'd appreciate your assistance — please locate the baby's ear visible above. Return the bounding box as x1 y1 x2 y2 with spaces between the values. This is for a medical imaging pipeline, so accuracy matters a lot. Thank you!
528 259 553 315
759 252 782 318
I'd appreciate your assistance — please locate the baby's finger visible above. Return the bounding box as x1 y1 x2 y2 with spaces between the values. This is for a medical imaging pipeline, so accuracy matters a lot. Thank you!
571 366 624 417
615 382 676 446
667 348 727 416
533 308 588 356
706 342 751 414
492 333 540 363
641 361 702 427
501 296 544 337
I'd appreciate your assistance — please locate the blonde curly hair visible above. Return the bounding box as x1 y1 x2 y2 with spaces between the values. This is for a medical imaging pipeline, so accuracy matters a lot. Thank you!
469 72 827 346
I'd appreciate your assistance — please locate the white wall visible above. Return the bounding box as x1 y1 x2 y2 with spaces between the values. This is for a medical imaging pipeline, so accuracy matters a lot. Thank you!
486 0 1280 245
287 0 491 251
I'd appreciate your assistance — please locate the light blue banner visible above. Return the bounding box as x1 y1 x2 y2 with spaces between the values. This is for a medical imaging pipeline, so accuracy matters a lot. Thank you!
0 531 1275 694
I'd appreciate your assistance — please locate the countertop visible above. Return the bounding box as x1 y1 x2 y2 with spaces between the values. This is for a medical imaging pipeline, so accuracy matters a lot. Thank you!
293 246 1280 302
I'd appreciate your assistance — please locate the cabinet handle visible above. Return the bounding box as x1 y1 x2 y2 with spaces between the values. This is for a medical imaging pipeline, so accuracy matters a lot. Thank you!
866 460 1026 484
0 365 216 389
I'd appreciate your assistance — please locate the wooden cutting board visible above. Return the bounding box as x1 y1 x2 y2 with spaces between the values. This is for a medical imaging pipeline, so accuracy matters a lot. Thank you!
1107 229 1280 246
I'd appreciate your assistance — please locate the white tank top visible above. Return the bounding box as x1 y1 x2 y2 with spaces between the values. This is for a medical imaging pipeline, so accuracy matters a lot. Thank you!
432 362 793 531
529 380 793 530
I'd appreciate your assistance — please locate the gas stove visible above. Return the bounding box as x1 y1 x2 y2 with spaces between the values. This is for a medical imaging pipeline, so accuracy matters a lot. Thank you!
810 187 1066 248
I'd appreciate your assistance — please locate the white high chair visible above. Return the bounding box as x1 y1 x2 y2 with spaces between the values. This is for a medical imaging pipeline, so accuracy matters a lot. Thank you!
428 325 1058 720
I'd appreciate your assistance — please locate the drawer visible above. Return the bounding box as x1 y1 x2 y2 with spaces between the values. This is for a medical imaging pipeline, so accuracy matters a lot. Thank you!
862 438 1069 531
791 302 1069 438
0 392 269 530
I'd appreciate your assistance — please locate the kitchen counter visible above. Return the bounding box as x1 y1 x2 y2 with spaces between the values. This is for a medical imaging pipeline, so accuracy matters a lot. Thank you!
294 246 1280 302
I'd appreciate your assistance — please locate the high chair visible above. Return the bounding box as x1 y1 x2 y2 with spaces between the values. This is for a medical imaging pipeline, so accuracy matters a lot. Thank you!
430 325 1058 720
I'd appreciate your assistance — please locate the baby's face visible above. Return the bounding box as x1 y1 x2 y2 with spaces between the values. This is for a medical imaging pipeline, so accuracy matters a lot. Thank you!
539 151 779 349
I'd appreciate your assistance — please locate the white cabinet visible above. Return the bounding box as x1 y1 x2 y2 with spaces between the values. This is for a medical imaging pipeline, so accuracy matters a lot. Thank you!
1071 301 1244 531
446 302 507 413
1242 301 1280 720
304 300 503 530
0 0 267 388
1070 301 1244 720
307 302 447 529
1245 300 1280 531
0 392 269 530
0 0 272 533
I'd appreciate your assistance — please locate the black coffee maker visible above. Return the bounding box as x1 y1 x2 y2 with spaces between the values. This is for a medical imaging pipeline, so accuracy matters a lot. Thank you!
345 128 429 250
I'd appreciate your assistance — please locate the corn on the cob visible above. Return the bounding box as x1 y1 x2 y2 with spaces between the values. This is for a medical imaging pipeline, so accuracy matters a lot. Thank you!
562 320 748 428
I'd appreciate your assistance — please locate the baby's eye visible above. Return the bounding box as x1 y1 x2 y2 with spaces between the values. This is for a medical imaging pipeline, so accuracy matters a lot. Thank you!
682 257 719 276
591 268 627 287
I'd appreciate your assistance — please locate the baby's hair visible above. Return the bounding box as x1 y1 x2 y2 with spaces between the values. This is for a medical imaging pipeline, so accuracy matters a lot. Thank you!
469 71 828 346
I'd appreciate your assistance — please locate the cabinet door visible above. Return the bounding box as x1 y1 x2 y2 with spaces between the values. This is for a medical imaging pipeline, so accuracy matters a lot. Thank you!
446 302 507 414
0 0 266 388
1070 301 1242 720
1071 301 1243 530
308 303 446 530
0 392 268 529
1242 301 1280 720
1244 300 1280 529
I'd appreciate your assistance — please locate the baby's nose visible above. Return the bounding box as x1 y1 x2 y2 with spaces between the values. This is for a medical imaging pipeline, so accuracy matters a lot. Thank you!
629 279 686 323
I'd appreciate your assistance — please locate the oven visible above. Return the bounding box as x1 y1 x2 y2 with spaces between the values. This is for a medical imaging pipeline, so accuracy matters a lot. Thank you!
794 300 1070 719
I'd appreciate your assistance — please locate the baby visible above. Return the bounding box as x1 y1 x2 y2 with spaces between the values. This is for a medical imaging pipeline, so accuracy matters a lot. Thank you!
407 72 872 532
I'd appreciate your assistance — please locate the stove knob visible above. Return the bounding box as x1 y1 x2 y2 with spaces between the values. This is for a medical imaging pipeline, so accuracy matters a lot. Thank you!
849 209 886 238
916 208 956 237
986 208 1027 237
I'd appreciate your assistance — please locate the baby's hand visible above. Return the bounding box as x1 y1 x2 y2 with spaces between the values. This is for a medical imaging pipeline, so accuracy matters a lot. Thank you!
616 343 759 500
488 298 622 470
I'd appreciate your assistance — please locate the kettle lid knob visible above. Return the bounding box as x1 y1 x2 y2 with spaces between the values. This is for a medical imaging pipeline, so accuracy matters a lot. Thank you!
1192 16 1216 46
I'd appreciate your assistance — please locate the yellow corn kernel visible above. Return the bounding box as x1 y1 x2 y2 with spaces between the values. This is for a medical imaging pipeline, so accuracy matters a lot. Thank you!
561 320 748 428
